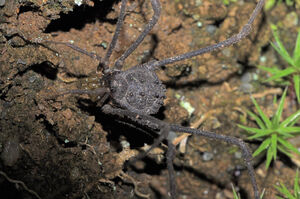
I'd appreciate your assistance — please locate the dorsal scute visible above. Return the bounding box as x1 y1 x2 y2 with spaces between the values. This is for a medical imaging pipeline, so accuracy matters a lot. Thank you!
110 65 166 115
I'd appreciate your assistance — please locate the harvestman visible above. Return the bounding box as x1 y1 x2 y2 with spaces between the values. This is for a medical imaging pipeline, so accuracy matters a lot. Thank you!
49 0 266 198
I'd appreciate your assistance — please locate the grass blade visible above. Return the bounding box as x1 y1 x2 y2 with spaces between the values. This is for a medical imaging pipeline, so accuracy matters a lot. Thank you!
260 189 265 199
271 41 294 66
276 130 295 139
271 134 277 160
264 0 276 11
272 88 287 125
237 124 271 135
277 137 300 155
293 74 300 104
270 24 295 66
278 145 291 157
265 67 295 82
265 146 274 170
247 110 266 129
231 184 240 199
257 65 281 74
275 182 295 199
248 130 273 139
293 29 300 63
253 138 271 157
280 109 300 127
277 126 300 134
251 96 272 128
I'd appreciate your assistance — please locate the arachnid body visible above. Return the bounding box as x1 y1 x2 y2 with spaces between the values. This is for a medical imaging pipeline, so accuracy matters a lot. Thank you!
49 0 266 198
109 64 166 115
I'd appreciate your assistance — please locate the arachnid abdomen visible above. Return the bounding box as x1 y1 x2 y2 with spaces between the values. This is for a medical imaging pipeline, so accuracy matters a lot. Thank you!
110 65 166 115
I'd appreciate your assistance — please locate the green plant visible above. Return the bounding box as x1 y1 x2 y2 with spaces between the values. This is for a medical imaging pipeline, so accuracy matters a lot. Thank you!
258 25 300 104
275 169 300 199
222 0 237 5
265 0 300 10
238 88 300 170
231 184 265 199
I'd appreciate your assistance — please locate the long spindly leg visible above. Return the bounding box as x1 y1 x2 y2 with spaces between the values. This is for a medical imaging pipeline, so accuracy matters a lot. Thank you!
170 124 260 199
101 104 178 198
113 0 161 70
43 0 128 72
102 0 129 70
58 88 110 107
44 41 102 61
101 104 259 199
58 87 109 96
144 0 265 69
167 138 176 199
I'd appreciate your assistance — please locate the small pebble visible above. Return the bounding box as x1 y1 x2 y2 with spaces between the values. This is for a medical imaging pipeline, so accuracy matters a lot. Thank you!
197 21 202 28
234 170 241 177
240 72 255 93
17 59 27 65
234 151 242 159
206 25 217 34
29 75 37 83
120 140 130 149
100 41 107 49
202 151 213 161
74 0 82 6
259 55 267 63
241 72 252 83
222 49 231 57
0 0 5 6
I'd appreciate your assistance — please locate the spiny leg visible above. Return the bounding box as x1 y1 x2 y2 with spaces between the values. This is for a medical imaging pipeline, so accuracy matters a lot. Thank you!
170 124 260 199
113 0 161 70
146 0 265 69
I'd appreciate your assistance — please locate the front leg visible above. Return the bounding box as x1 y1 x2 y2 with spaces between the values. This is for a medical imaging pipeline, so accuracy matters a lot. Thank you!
113 0 162 70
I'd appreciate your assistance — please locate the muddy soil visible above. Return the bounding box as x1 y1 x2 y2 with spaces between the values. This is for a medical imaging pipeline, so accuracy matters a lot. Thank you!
0 0 299 199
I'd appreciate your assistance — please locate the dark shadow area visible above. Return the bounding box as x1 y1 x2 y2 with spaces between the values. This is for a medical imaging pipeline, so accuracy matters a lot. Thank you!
36 114 74 147
239 189 250 199
278 152 296 168
44 0 119 33
213 17 226 28
31 62 58 80
150 185 164 199
0 178 23 199
75 97 167 150
74 97 169 175
18 4 39 15
130 156 166 176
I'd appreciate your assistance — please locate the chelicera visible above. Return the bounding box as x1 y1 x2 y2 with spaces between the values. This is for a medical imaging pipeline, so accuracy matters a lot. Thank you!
48 0 266 198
